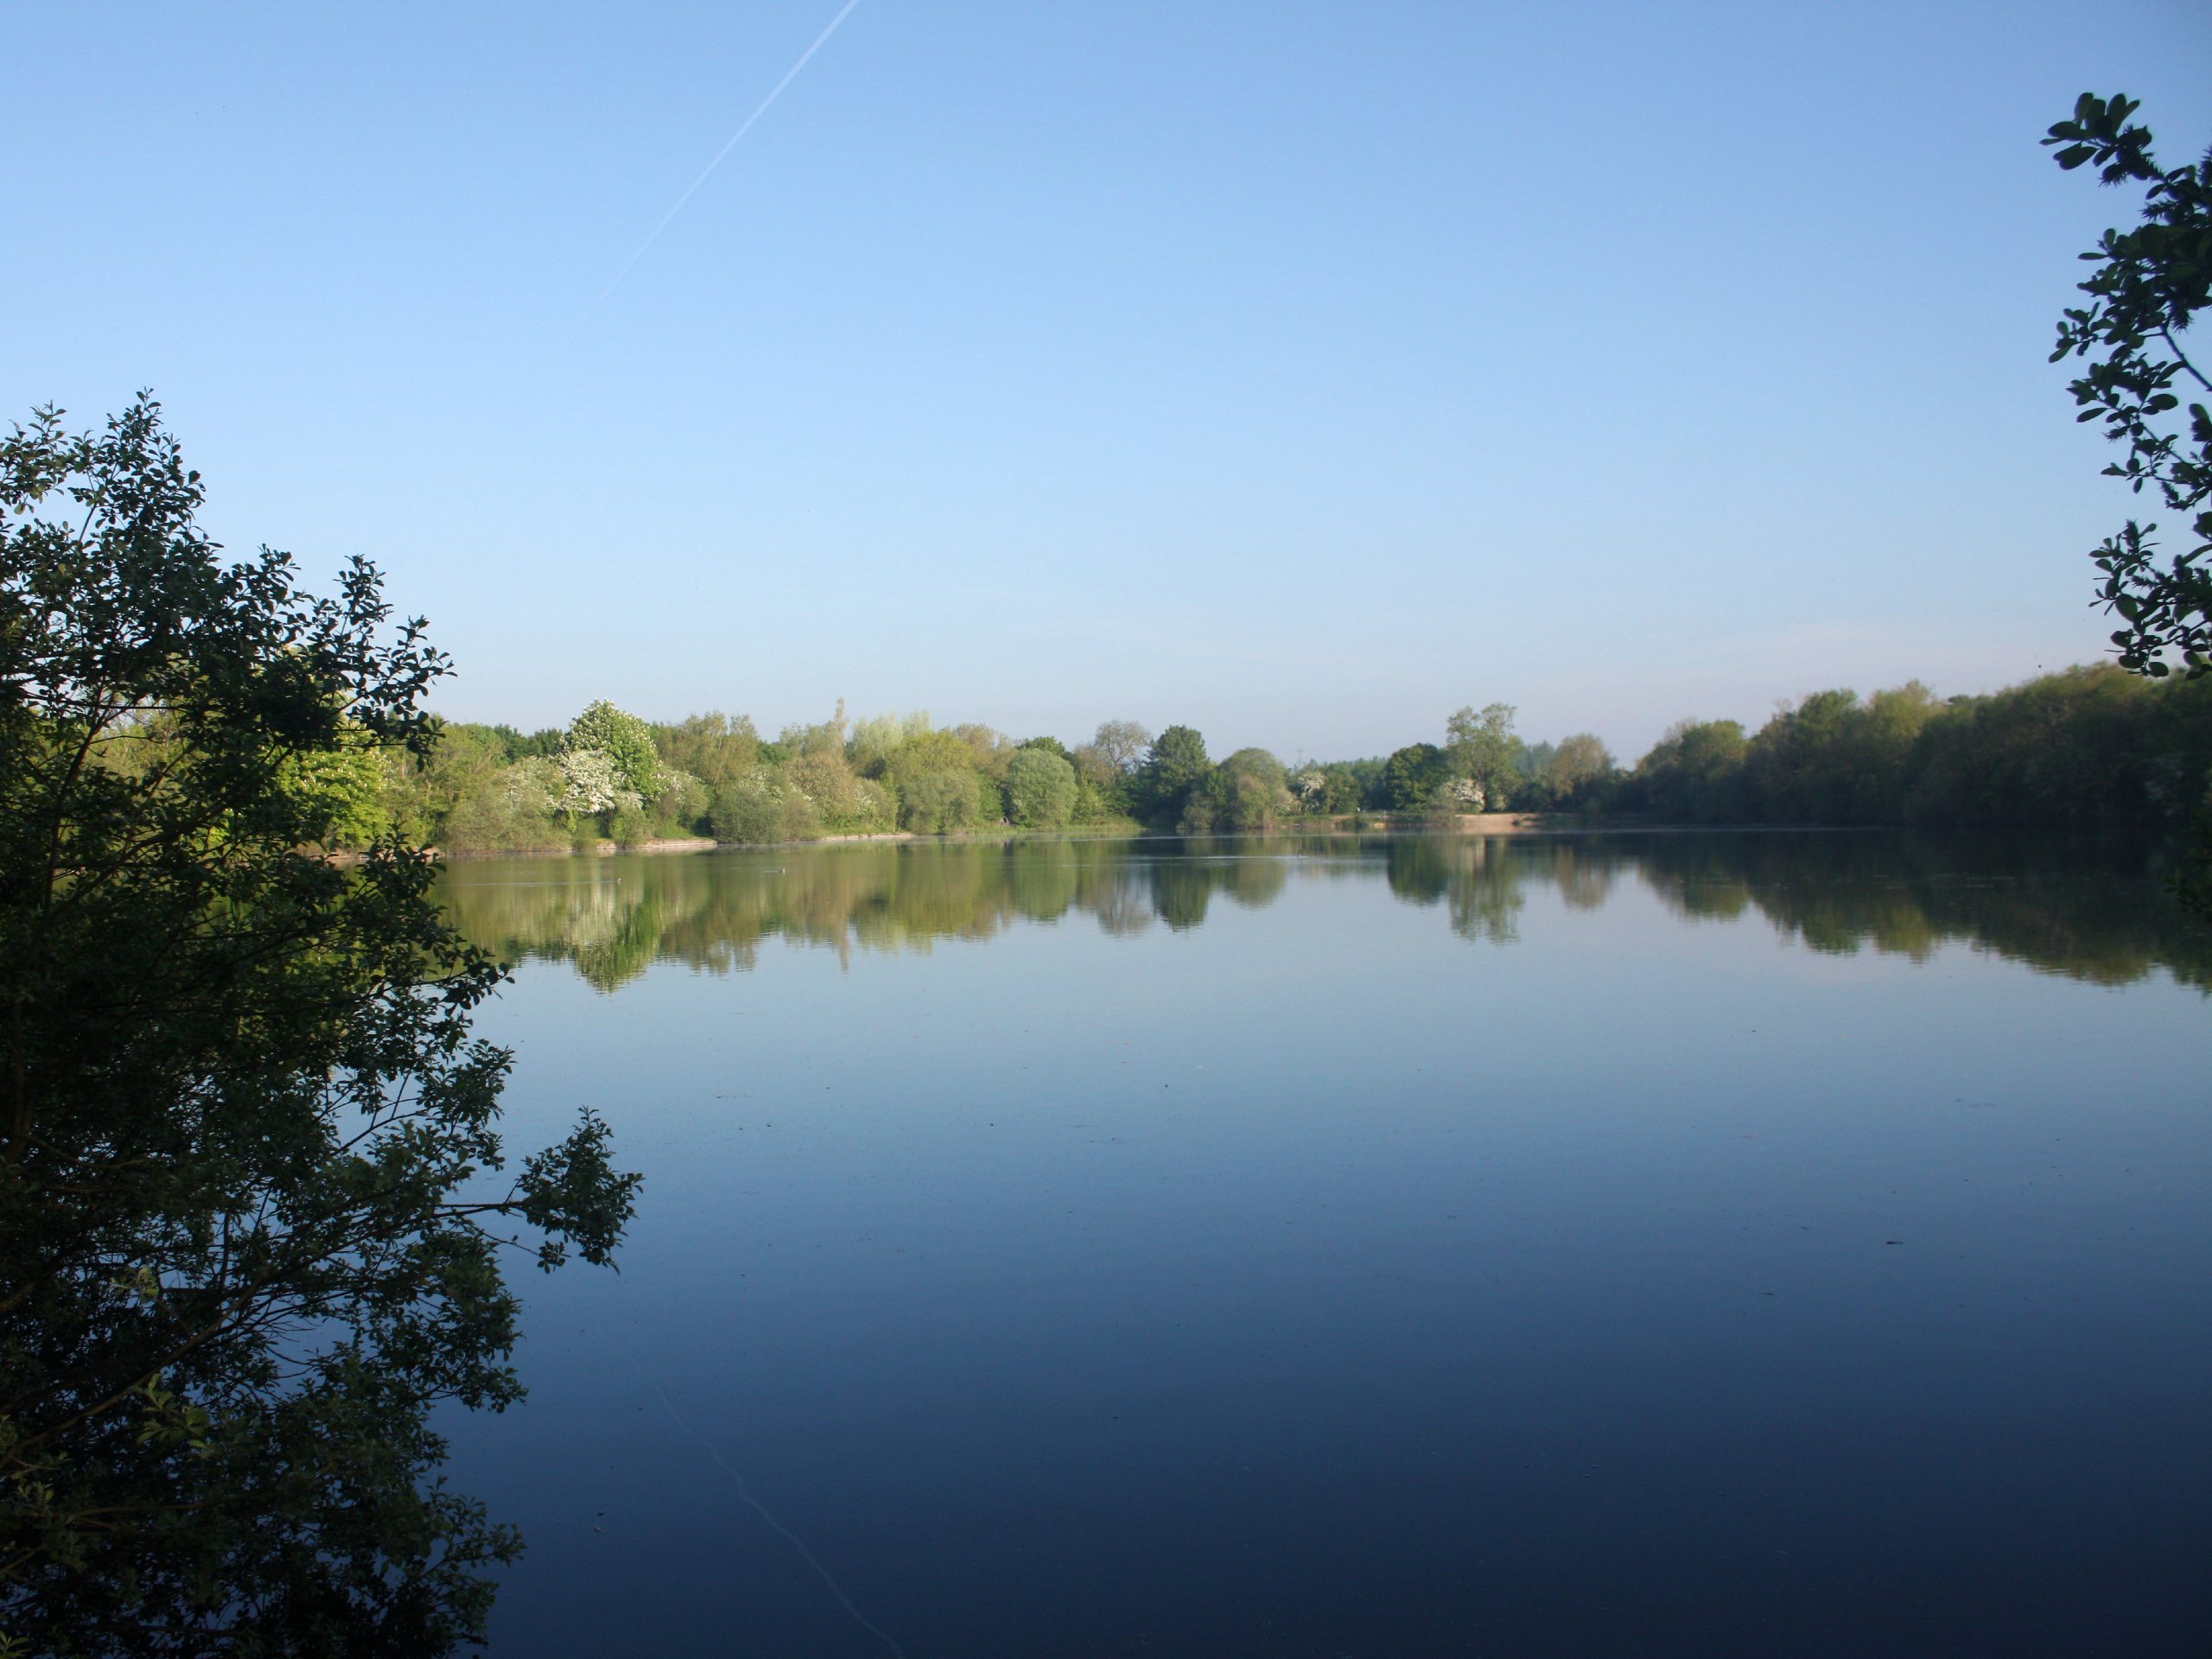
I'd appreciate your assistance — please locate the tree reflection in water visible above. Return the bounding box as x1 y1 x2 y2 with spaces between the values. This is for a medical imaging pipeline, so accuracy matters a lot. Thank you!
434 832 2212 995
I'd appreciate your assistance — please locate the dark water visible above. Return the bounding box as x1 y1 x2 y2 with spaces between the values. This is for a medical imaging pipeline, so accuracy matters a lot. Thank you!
437 833 2211 1658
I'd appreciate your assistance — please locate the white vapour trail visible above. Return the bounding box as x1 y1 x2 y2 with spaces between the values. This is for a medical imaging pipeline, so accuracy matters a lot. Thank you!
635 1361 906 1659
582 0 863 320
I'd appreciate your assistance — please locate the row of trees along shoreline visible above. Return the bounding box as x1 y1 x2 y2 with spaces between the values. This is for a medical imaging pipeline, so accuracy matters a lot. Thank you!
350 667 2212 855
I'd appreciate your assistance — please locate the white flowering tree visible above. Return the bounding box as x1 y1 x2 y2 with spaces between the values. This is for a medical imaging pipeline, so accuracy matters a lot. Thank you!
563 701 661 799
556 747 641 820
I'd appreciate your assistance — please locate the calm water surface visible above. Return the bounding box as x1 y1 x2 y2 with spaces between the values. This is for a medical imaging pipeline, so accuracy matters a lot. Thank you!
437 833 2211 1657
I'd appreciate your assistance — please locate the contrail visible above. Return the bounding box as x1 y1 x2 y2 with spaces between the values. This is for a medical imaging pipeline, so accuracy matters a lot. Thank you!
583 0 863 321
632 1357 906 1658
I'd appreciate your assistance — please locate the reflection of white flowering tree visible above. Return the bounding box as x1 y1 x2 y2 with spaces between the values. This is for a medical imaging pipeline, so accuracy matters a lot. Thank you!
557 747 642 818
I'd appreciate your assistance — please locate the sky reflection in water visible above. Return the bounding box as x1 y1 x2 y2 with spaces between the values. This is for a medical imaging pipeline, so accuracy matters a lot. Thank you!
437 833 2210 1659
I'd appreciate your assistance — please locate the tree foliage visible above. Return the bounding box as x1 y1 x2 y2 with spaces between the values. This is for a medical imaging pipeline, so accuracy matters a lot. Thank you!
1138 726 1211 822
2048 92 2212 911
555 743 640 817
1069 721 1149 820
1090 720 1151 775
1547 733 1614 793
785 748 893 833
1179 748 1288 833
274 730 390 847
1006 748 1078 829
1628 718 1752 821
711 767 817 843
0 398 639 1655
1611 666 2212 830
563 699 659 800
899 769 990 834
435 753 566 854
1382 742 1448 810
2046 93 2211 679
650 712 758 793
355 664 2212 851
1444 703 1520 810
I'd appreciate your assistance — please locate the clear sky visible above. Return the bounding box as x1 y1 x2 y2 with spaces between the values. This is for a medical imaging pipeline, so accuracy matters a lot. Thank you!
6 2 2209 760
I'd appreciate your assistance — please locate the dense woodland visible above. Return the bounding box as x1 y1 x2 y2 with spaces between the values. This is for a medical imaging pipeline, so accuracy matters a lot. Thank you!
346 664 2212 854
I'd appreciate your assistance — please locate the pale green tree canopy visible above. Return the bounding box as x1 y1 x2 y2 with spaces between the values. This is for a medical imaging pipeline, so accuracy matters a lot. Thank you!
1090 720 1151 773
1548 733 1616 790
1179 747 1287 833
1007 747 1078 828
1445 703 1522 809
900 768 989 834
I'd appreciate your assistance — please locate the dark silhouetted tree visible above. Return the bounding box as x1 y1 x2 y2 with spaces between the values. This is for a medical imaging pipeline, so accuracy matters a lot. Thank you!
0 398 640 1656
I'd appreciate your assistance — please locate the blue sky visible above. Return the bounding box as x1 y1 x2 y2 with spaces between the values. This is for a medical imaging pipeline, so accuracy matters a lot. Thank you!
6 2 2209 760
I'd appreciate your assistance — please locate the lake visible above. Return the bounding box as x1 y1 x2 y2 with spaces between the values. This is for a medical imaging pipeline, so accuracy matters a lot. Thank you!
435 832 2211 1657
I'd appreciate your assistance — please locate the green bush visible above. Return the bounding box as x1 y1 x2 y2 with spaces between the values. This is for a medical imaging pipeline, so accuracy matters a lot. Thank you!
652 770 710 835
711 772 819 843
1180 748 1288 832
1006 748 1078 829
900 769 988 833
435 757 566 854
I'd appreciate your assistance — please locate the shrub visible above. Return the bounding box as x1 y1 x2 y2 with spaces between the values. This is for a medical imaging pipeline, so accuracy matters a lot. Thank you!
900 769 988 834
711 770 820 843
438 757 566 853
1007 748 1078 829
651 769 710 836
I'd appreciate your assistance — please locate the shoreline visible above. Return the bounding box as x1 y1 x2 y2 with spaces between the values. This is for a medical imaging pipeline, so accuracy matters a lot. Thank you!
416 816 1910 861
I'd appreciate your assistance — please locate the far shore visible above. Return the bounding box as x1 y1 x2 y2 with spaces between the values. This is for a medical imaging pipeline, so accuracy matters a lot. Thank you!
411 813 1903 861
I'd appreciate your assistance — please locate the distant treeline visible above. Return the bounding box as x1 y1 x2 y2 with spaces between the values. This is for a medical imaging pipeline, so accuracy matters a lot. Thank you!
353 664 2212 854
1611 668 2212 828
